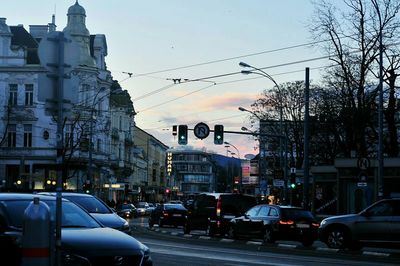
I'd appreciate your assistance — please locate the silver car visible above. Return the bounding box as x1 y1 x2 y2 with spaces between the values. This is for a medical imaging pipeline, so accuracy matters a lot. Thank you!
319 198 400 249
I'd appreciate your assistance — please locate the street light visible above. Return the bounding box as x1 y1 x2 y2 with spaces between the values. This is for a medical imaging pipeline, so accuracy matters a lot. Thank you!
224 141 240 159
239 61 287 203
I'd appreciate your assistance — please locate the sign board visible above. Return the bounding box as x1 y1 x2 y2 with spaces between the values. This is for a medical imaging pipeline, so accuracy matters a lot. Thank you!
357 182 368 187
357 157 370 170
273 179 285 187
193 122 210 140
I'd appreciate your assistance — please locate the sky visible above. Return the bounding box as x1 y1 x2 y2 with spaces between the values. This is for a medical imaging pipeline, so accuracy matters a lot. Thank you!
2 0 333 158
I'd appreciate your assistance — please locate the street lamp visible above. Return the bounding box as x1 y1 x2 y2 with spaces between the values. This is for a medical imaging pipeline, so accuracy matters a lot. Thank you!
239 62 287 203
224 141 240 159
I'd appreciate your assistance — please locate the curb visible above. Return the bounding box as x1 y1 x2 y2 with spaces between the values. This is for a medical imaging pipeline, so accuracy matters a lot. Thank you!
146 226 400 258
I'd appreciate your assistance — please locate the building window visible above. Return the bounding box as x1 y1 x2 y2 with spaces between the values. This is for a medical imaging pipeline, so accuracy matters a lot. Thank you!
152 169 156 182
119 116 122 131
9 84 18 106
82 84 90 106
97 139 101 152
118 144 122 160
25 84 33 106
24 124 32 147
65 124 73 147
7 124 17 147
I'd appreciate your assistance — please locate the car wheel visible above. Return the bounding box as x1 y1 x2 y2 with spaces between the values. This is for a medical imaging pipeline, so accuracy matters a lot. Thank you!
263 227 275 244
227 225 236 239
205 223 215 236
183 221 191 234
301 238 314 247
326 227 349 249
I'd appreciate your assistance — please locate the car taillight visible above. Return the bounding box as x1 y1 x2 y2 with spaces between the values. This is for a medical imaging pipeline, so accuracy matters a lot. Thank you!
312 222 320 227
162 211 169 217
279 220 294 225
216 197 222 217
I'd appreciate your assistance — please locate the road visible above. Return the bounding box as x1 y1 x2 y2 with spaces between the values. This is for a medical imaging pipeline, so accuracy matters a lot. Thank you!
128 216 400 266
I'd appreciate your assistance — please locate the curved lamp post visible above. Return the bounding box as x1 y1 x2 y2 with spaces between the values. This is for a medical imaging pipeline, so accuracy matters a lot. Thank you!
239 62 287 202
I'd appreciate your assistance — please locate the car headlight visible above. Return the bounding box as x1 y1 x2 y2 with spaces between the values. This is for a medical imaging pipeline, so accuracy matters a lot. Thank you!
62 251 90 266
320 220 326 226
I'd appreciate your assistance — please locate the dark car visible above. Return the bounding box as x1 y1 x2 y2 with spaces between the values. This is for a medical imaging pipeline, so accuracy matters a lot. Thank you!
117 203 138 219
0 193 152 266
227 204 319 246
40 192 131 234
183 193 257 236
319 198 400 250
148 203 187 228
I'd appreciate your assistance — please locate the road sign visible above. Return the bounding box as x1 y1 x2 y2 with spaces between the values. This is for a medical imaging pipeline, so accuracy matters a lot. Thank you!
194 122 210 140
357 157 370 170
357 182 367 187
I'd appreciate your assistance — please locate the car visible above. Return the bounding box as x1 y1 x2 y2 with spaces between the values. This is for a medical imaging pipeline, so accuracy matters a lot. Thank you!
319 198 400 250
183 193 257 236
147 203 156 214
40 192 131 234
0 193 152 266
227 204 319 247
136 202 151 216
148 203 188 228
116 203 138 219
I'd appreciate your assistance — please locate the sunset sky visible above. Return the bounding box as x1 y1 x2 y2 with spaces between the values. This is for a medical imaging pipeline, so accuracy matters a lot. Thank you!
2 0 335 157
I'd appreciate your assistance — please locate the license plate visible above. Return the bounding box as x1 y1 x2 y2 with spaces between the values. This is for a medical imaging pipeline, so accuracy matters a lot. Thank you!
173 214 182 217
296 224 310 228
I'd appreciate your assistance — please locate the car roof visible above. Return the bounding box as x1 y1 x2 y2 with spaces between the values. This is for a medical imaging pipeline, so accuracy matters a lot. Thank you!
39 192 96 198
0 192 68 201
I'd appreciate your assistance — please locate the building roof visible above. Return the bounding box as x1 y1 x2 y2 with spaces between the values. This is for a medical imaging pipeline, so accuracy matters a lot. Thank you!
10 25 40 64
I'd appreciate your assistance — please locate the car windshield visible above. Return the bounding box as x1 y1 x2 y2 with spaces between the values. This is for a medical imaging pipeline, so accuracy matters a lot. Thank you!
137 202 148 208
121 204 135 210
165 204 186 210
64 196 111 214
281 209 315 220
1 199 100 228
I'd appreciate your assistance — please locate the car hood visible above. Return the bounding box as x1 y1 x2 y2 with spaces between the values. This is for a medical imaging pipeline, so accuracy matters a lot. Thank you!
62 227 146 256
90 213 126 229
322 214 359 223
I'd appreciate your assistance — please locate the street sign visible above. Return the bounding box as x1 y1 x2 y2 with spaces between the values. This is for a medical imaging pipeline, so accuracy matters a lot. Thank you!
273 179 285 187
194 122 210 139
357 182 368 187
357 157 370 170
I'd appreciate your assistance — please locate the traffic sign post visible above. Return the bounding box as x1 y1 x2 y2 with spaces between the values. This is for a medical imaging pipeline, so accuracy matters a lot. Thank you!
193 122 210 140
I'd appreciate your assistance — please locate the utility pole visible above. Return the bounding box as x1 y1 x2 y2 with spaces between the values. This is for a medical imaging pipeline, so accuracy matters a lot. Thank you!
303 67 310 210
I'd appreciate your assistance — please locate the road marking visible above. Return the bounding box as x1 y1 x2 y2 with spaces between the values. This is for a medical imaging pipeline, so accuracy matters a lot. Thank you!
199 236 211 240
362 251 390 257
246 241 262 245
220 238 234 243
316 247 339 252
183 234 193 238
278 244 297 248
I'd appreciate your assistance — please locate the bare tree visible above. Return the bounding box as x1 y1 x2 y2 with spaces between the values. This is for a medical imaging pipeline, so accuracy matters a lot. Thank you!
310 0 400 157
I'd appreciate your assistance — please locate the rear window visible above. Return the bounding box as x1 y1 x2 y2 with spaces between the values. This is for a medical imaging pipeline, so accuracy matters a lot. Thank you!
0 200 100 228
281 208 315 220
65 196 111 214
165 204 186 210
220 195 257 215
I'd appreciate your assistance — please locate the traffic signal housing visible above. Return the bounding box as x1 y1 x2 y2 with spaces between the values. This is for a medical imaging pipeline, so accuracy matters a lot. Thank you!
178 125 188 145
214 124 224 145
290 173 296 189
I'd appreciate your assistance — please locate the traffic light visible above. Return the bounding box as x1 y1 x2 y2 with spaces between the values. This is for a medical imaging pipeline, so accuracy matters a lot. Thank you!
178 125 188 145
290 173 296 189
172 125 177 136
214 124 224 144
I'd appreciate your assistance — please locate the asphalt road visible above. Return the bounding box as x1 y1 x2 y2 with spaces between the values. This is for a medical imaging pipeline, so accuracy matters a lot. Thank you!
128 216 400 266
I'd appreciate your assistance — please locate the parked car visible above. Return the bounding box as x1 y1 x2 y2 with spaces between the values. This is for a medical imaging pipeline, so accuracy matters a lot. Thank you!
0 193 152 266
136 202 151 216
183 193 257 236
148 203 188 228
116 203 138 219
319 198 400 250
40 192 131 234
227 204 319 246
147 203 156 214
